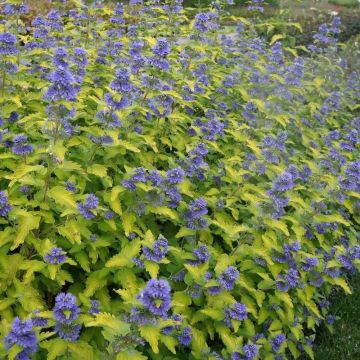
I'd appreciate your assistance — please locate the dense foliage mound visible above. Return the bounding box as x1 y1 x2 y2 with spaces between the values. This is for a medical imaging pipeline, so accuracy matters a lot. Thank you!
0 1 359 359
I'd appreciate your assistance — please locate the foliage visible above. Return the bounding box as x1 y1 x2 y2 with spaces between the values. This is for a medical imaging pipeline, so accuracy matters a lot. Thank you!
0 0 359 360
328 0 360 7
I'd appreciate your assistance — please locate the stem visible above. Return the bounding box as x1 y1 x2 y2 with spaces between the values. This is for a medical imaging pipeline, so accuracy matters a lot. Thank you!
88 145 100 166
43 158 52 201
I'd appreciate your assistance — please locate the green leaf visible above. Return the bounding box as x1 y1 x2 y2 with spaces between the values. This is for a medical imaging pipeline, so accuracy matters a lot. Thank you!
68 342 94 360
41 339 68 360
161 335 177 354
106 240 141 268
121 213 136 235
144 261 159 278
314 214 350 226
110 185 123 215
48 186 77 209
86 313 131 334
116 350 148 360
140 324 160 353
264 219 290 236
88 164 108 178
11 213 41 250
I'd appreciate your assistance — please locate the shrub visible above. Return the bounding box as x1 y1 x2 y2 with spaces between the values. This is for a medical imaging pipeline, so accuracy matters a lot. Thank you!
329 0 360 7
0 1 359 360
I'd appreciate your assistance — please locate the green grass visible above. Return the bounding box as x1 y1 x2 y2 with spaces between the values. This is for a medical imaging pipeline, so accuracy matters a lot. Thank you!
328 0 360 7
300 274 360 360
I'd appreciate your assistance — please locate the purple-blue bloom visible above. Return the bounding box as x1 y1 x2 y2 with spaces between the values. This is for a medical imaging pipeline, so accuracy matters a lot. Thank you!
218 266 240 290
0 191 12 217
44 247 66 264
3 318 37 359
53 293 80 324
137 279 171 317
143 235 169 262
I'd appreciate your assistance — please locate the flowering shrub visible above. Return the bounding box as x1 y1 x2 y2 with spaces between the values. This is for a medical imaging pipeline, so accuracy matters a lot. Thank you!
0 0 359 359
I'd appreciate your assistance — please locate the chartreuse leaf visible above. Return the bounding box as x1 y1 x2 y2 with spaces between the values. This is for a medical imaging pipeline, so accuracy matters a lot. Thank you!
40 339 68 360
140 324 160 353
48 186 77 209
11 212 41 250
86 313 131 333
106 240 141 268
116 350 148 360
161 335 177 354
68 341 94 360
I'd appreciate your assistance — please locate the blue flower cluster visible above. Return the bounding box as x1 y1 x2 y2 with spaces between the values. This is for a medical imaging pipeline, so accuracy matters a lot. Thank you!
53 293 81 342
3 318 37 360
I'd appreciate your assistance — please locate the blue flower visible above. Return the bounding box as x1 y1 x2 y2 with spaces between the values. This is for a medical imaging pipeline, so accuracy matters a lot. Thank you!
218 266 239 291
0 191 12 217
4 318 37 360
272 171 295 192
89 300 100 315
3 3 29 15
86 194 100 208
55 322 81 342
152 38 170 57
32 310 48 327
53 47 69 68
186 245 210 266
137 279 171 317
65 181 77 193
301 257 318 272
242 344 259 360
178 326 192 346
166 167 185 185
73 47 87 66
143 235 169 262
0 32 17 55
53 293 80 324
44 247 66 264
271 333 286 352
194 12 218 33
12 135 34 156
77 194 99 219
228 302 248 321
44 68 78 102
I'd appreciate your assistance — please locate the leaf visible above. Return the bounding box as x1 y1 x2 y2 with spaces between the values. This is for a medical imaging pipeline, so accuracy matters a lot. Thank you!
110 186 123 215
144 261 159 278
270 34 284 45
200 308 224 321
175 227 196 238
74 251 90 272
117 140 140 153
332 277 352 294
105 241 141 268
116 350 148 360
122 212 136 235
11 213 41 250
140 324 160 353
88 164 108 178
68 342 94 360
314 214 350 226
41 339 68 360
161 335 177 354
264 219 289 236
87 313 131 333
150 206 178 220
48 186 77 209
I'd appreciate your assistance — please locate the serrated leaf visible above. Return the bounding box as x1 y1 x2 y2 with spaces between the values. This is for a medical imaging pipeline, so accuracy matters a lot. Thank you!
105 241 141 268
144 261 159 278
11 213 41 250
140 324 160 353
41 339 68 360
48 186 77 209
